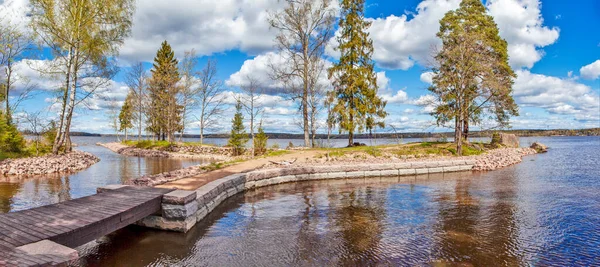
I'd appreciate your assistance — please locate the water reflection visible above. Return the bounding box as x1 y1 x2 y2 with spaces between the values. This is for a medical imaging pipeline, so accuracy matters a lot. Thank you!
77 137 600 266
0 138 207 212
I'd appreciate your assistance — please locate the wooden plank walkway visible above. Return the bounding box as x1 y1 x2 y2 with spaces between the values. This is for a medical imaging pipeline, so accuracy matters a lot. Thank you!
0 186 173 266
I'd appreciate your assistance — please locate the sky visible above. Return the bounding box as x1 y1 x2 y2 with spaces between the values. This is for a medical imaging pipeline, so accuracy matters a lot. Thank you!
2 0 600 135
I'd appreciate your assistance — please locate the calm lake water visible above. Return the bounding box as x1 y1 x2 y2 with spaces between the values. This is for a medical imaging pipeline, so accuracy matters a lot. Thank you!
69 136 600 266
0 136 415 212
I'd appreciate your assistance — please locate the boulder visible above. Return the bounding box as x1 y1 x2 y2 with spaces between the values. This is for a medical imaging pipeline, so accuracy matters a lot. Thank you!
530 142 548 153
491 133 519 148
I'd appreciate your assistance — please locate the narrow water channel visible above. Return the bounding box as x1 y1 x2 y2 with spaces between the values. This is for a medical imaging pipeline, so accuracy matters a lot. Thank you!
0 136 207 212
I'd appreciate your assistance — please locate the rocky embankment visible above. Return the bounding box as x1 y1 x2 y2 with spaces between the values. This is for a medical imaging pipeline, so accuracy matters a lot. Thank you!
98 142 232 161
265 147 538 172
0 151 100 176
126 164 209 187
472 147 537 171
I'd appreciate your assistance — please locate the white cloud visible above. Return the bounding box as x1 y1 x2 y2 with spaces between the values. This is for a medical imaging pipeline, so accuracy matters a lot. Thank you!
514 70 599 119
326 0 460 70
487 0 560 69
420 72 434 84
327 0 558 70
381 89 409 104
580 60 600 80
119 0 283 63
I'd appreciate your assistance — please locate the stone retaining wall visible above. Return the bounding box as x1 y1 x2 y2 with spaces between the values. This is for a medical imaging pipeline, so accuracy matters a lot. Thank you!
136 159 475 232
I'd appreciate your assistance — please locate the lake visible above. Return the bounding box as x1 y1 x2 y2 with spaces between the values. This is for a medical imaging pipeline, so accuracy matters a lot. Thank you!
63 136 599 266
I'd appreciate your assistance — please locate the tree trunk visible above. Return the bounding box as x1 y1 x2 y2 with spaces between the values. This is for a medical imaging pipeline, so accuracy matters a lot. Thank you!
52 52 72 155
455 117 463 156
463 119 469 143
4 62 11 124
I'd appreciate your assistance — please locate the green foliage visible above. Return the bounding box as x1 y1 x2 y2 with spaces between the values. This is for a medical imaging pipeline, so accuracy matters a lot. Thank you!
271 143 280 149
430 0 518 155
327 0 387 146
0 111 26 154
253 123 268 156
123 140 172 150
147 40 183 141
227 100 248 156
119 92 134 134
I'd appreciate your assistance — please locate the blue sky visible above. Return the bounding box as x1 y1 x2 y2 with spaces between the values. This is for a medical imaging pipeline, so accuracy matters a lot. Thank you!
2 0 600 134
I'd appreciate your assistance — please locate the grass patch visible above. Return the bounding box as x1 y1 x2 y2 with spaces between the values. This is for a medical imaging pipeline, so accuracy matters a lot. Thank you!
264 150 290 157
122 140 174 150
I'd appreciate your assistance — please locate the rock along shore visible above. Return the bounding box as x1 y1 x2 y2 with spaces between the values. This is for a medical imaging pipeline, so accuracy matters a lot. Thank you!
98 142 232 162
263 147 537 172
0 151 100 176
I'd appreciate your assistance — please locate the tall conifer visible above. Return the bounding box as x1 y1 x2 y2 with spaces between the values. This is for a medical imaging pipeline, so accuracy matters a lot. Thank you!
228 100 248 156
431 0 518 155
148 41 183 141
327 0 387 146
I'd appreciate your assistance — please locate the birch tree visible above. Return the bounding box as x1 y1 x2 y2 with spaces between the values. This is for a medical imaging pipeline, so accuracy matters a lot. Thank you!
125 62 147 140
269 0 336 147
238 76 264 156
0 18 34 124
30 0 134 154
196 58 225 145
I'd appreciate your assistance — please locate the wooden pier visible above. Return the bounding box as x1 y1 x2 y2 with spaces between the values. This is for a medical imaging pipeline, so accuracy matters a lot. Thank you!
0 186 173 266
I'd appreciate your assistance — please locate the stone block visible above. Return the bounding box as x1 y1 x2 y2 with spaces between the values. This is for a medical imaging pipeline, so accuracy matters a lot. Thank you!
459 165 474 171
195 206 209 222
328 172 347 179
163 190 197 205
393 162 412 169
137 215 196 232
345 171 365 178
415 168 428 175
364 170 381 178
96 184 128 193
16 240 78 265
437 161 453 167
443 166 462 172
425 161 439 168
428 167 444 174
310 172 329 180
411 162 428 169
369 163 396 171
380 170 399 177
398 169 416 176
162 201 198 220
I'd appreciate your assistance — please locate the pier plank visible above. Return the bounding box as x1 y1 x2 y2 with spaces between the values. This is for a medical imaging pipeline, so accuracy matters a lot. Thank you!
0 186 173 266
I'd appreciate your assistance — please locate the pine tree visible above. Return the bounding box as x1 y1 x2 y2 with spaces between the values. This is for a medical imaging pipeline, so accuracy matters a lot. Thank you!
147 41 182 142
253 122 268 156
119 93 134 141
227 100 248 156
431 0 518 155
327 0 387 147
0 110 25 154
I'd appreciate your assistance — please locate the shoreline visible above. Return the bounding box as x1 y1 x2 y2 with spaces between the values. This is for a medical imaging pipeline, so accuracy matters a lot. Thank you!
136 147 540 232
0 151 100 177
97 142 232 162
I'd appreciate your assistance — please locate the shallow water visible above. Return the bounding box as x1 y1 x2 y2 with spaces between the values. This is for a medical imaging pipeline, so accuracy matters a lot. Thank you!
0 136 208 212
74 136 600 266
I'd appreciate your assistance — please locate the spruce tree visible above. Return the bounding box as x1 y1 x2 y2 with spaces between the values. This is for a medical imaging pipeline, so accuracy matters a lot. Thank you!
253 122 268 156
431 0 518 155
327 0 387 147
119 93 134 141
148 41 182 142
0 110 25 154
227 100 248 156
